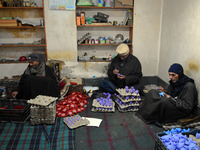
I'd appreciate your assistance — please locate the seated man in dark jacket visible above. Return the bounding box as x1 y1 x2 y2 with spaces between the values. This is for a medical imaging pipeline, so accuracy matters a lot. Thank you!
99 44 142 93
12 53 60 100
139 63 198 123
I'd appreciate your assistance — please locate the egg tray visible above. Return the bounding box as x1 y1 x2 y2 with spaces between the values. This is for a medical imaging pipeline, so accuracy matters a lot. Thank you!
117 105 139 112
92 98 115 109
91 106 115 112
115 99 139 109
27 95 58 106
63 114 90 129
116 88 140 96
30 102 56 119
30 118 56 125
30 101 56 125
116 95 141 103
143 84 159 94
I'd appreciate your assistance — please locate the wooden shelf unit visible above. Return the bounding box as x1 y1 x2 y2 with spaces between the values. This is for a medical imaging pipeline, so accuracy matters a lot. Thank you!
76 6 134 62
0 0 47 64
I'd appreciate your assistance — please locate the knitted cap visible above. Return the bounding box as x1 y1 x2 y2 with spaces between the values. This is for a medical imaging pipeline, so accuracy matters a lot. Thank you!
116 44 130 56
168 63 183 75
28 53 40 62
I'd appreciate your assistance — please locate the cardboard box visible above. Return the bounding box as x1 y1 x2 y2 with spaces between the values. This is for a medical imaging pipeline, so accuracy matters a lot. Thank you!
115 0 133 7
69 78 84 93
0 19 18 26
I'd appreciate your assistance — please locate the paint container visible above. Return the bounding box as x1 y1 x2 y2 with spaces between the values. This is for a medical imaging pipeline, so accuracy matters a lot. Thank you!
113 21 117 25
76 16 81 26
100 37 106 43
89 39 92 44
81 12 85 25
85 39 88 44
91 39 95 44
98 0 104 7
105 0 111 7
106 38 110 44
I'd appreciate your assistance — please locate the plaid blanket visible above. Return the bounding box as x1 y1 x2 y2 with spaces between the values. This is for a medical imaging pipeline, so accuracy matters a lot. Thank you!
0 117 75 150
75 91 164 150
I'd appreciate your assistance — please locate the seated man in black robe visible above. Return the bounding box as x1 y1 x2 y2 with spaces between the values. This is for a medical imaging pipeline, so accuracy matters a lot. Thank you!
138 63 198 123
99 43 142 93
12 53 60 100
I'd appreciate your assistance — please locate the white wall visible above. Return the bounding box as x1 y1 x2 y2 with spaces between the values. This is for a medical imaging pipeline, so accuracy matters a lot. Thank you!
44 0 77 61
133 0 162 76
158 0 200 103
0 0 164 80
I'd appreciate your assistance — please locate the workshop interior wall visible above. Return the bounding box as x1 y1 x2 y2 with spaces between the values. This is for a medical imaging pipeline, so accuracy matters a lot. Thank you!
1 0 200 98
158 0 200 104
133 0 162 76
44 0 77 61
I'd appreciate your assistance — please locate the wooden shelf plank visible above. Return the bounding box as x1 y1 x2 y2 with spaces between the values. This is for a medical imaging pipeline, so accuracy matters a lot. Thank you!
76 6 133 9
78 43 132 46
78 60 111 62
0 26 44 29
0 44 46 47
77 25 133 27
0 61 28 64
0 7 43 9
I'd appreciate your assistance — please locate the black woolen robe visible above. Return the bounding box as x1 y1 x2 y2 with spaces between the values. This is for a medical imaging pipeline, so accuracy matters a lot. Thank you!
16 65 60 100
138 81 198 123
107 54 142 88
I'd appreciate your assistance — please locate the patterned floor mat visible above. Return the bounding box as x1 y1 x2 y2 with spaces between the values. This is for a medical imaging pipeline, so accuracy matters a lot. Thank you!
0 117 75 150
75 91 164 150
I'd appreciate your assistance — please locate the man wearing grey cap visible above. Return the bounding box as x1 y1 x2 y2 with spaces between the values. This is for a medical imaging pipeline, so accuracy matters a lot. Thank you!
12 53 60 100
99 43 142 93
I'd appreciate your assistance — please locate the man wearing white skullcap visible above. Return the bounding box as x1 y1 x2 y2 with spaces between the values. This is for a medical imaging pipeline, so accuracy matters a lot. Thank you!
99 44 142 93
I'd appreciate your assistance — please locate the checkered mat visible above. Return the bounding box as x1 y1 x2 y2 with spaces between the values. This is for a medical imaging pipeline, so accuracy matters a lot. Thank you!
75 91 164 150
0 117 75 150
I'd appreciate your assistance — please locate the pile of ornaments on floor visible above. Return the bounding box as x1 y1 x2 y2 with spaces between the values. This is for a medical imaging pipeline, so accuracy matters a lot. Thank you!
91 92 115 112
115 86 141 112
56 91 89 117
159 127 200 149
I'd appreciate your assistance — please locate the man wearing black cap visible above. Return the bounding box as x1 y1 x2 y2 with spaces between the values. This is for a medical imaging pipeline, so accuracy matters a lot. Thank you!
99 43 142 93
138 63 198 123
12 53 60 100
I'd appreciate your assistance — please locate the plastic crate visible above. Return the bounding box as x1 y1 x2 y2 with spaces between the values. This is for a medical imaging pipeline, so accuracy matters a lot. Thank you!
0 99 30 123
154 129 200 150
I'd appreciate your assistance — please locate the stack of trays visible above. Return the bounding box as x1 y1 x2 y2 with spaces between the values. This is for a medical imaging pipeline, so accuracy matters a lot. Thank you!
91 92 115 112
28 95 58 125
30 102 56 125
115 86 142 112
